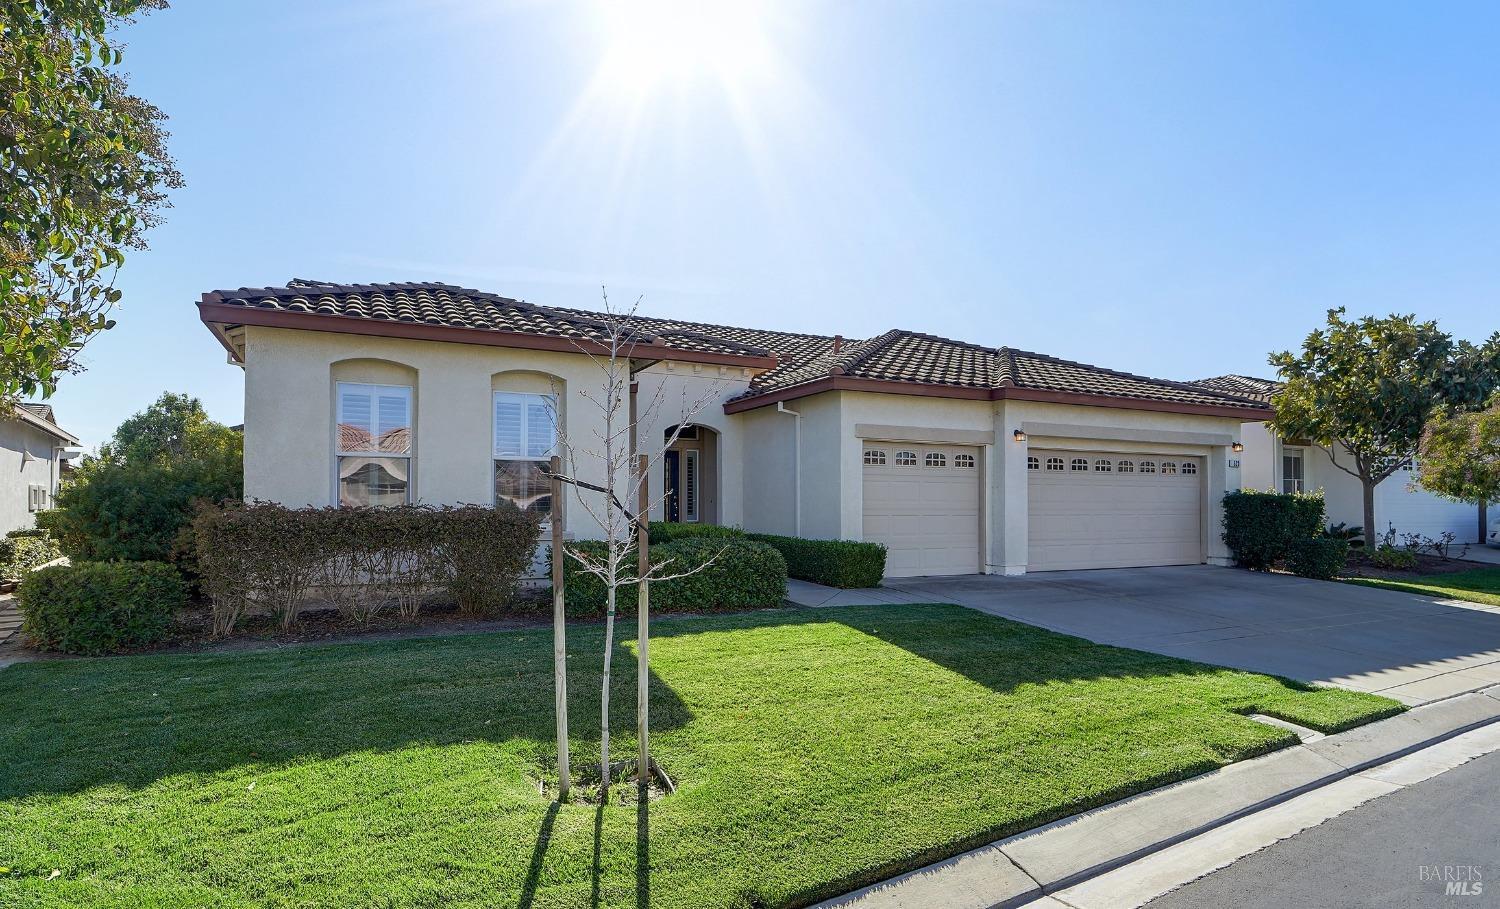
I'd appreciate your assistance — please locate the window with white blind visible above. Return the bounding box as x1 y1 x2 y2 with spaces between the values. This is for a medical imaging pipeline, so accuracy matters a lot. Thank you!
336 382 412 506
494 392 557 517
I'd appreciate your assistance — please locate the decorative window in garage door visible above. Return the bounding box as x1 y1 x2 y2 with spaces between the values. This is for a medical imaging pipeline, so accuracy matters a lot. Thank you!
925 452 947 468
1047 457 1065 471
1071 458 1089 471
954 453 976 469
1161 461 1178 475
864 449 887 466
1140 461 1157 473
1094 459 1112 471
1117 460 1134 472
895 450 918 467
1181 461 1198 475
1027 456 1040 471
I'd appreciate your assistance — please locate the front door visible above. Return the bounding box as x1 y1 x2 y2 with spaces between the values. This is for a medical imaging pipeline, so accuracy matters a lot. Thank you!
664 450 681 522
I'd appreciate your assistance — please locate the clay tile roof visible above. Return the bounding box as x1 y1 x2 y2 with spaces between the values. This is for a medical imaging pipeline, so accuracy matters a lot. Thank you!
1189 374 1282 405
200 279 1271 414
201 280 779 362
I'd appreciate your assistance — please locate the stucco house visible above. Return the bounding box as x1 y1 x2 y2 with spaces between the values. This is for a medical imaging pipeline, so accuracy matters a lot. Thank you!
199 279 1273 578
1 403 80 535
1193 375 1489 545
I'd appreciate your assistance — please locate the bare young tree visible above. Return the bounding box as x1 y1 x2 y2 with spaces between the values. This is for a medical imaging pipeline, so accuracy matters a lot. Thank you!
548 289 727 797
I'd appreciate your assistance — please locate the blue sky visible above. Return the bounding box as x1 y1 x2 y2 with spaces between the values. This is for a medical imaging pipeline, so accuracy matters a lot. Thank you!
49 0 1498 446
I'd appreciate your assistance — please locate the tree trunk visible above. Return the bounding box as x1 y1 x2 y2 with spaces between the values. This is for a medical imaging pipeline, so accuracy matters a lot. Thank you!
1482 499 1490 545
601 583 616 796
550 456 570 801
1362 479 1377 549
637 455 651 790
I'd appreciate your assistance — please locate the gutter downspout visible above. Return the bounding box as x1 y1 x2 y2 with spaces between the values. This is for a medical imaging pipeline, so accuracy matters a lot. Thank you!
776 402 802 536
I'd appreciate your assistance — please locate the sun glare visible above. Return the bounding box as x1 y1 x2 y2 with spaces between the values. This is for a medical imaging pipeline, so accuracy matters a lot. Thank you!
595 0 774 95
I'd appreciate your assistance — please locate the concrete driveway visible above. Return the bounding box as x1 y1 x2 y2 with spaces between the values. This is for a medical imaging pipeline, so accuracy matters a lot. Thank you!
886 566 1500 705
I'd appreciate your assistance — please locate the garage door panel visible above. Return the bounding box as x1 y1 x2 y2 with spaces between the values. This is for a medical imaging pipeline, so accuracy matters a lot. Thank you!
1028 449 1202 572
862 443 980 578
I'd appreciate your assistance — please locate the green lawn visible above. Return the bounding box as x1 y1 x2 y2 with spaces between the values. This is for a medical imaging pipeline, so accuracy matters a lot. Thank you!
1344 567 1500 608
0 605 1400 909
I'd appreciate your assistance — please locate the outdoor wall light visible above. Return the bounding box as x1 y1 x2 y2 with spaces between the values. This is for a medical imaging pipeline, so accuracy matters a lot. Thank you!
1013 429 1027 443
1232 441 1244 453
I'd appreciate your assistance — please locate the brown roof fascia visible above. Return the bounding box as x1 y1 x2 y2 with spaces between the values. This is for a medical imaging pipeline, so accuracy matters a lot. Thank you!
723 375 1274 420
198 301 780 371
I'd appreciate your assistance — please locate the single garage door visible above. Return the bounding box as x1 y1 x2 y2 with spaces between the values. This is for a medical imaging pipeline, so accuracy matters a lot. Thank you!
862 443 981 578
1028 450 1203 571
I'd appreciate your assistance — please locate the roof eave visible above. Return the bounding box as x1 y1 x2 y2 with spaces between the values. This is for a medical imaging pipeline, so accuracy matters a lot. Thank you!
723 376 1274 420
12 407 79 445
198 301 780 371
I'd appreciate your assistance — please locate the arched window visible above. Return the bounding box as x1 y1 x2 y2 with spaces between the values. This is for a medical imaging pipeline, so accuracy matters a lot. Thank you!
864 449 887 466
1027 456 1040 471
1046 457 1065 471
1094 459 1112 472
954 453 976 469
1161 461 1178 475
1140 460 1157 473
1071 458 1089 471
1181 461 1198 475
925 452 947 468
1117 460 1135 473
895 450 918 467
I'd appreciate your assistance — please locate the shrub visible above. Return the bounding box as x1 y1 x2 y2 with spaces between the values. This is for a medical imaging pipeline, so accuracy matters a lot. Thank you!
1221 490 1326 571
38 455 240 569
746 533 886 588
192 502 542 635
0 529 62 579
18 561 187 655
1287 536 1349 580
648 522 746 544
559 537 787 615
1370 544 1419 571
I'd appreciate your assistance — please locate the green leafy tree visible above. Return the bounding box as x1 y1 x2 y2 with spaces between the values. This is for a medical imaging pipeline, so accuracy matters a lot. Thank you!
1 0 181 406
39 392 240 566
1418 393 1500 541
1268 309 1467 548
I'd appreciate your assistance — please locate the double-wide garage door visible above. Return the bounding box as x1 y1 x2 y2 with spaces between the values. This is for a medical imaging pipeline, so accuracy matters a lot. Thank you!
1027 450 1203 572
862 443 980 577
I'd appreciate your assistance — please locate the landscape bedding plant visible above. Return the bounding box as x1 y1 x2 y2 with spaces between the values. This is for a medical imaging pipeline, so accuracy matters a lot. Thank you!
0 605 1399 909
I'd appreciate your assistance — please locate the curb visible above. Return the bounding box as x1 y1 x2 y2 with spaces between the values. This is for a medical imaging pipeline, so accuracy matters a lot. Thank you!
812 689 1500 909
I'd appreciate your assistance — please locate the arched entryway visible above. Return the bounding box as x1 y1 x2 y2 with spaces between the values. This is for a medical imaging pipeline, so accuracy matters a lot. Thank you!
663 424 720 524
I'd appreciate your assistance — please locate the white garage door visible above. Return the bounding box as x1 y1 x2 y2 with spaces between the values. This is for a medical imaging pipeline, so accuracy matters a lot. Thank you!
862 443 981 578
1028 450 1203 572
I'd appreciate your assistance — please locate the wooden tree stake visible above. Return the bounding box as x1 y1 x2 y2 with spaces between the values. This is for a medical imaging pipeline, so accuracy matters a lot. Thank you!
550 455 570 800
637 453 651 790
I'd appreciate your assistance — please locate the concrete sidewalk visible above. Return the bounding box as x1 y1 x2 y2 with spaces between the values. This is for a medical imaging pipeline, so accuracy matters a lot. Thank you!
813 690 1500 909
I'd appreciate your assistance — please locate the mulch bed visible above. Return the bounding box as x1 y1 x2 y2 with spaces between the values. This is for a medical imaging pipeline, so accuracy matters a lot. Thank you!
1341 550 1493 581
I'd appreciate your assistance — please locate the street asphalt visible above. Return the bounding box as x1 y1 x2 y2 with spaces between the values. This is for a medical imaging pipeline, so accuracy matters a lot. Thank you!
1146 748 1500 908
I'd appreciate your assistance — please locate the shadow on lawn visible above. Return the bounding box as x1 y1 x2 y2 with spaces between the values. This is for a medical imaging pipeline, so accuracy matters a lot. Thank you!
0 626 691 800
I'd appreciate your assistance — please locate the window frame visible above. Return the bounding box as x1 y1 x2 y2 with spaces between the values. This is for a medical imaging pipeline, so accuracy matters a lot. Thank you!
924 452 947 468
334 381 414 507
864 449 888 466
894 450 918 467
954 453 976 469
1281 448 1305 494
493 390 559 518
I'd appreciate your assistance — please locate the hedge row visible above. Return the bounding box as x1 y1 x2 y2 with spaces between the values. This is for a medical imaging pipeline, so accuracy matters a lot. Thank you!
192 502 542 635
1221 490 1344 579
648 522 887 588
18 561 187 655
558 537 787 615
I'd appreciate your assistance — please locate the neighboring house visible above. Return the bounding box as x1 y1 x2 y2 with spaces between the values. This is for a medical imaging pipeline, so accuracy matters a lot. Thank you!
1194 374 1488 544
1 403 80 535
198 280 1270 578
